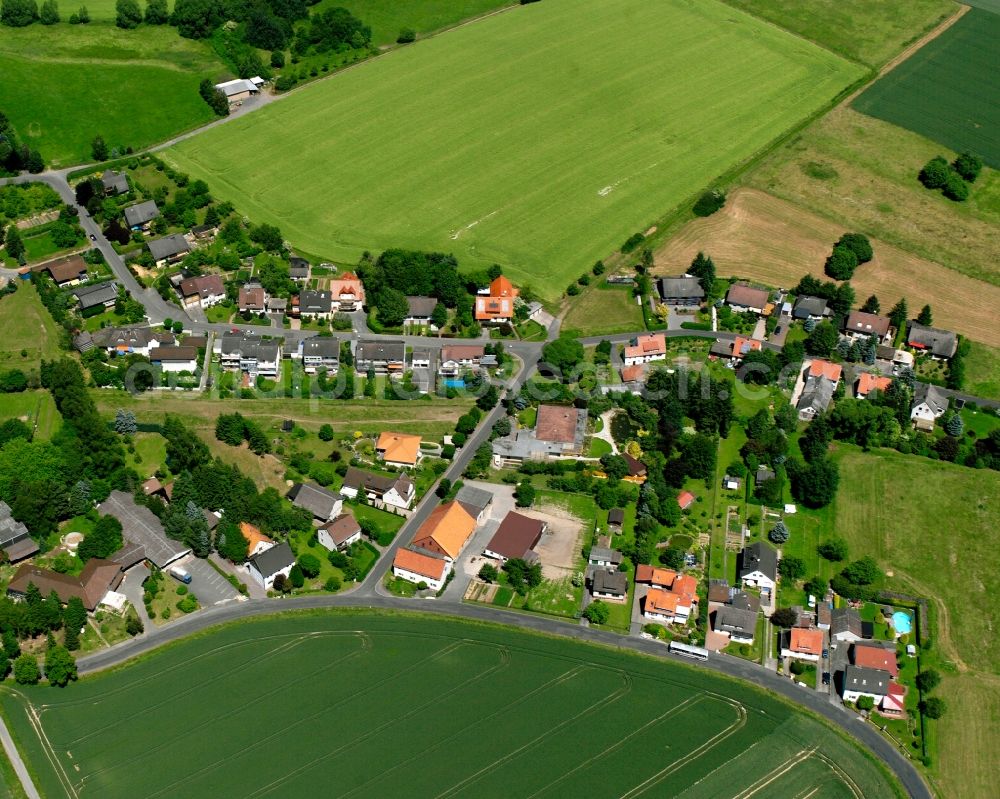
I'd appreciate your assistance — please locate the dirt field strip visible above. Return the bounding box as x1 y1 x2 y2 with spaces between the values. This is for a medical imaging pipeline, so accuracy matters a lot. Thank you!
655 187 1000 347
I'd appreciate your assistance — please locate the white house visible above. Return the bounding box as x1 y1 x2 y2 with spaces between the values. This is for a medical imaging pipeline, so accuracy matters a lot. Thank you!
738 542 777 598
714 606 757 644
623 334 667 367
150 346 199 373
246 542 295 590
179 275 226 309
340 467 415 510
392 547 450 591
590 568 628 603
842 665 889 705
317 513 362 552
299 337 340 374
780 627 823 662
830 607 863 643
910 383 948 432
287 483 343 523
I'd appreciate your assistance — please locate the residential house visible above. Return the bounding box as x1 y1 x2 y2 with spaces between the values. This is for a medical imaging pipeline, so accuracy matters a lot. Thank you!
842 664 889 704
267 297 287 315
623 333 667 366
852 642 898 677
148 234 191 267
44 254 88 287
393 547 450 591
141 477 172 503
910 383 948 431
328 273 365 312
0 501 39 562
455 484 493 525
607 508 624 530
657 276 704 306
722 474 741 491
289 257 310 281
97 490 190 568
475 275 518 323
830 607 864 642
178 275 226 309
710 336 763 362
123 200 160 231
101 170 129 196
881 682 907 717
339 467 414 509
536 404 586 452
588 546 623 569
817 601 832 631
150 346 199 372
780 627 823 662
298 290 333 319
638 569 698 624
797 359 843 420
844 311 892 344
619 364 646 388
317 513 362 552
792 296 829 321
739 542 777 599
855 372 892 400
375 431 422 468
218 332 280 377
239 522 275 557
725 283 770 314
439 345 485 377
214 78 259 103
622 453 647 483
677 490 696 511
410 501 477 563
906 322 958 360
7 559 122 611
483 511 545 562
190 223 217 242
287 483 343 523
72 280 118 312
355 340 406 375
238 282 267 314
405 296 437 324
299 337 340 374
591 568 628 602
411 347 432 370
246 541 295 590
714 605 758 644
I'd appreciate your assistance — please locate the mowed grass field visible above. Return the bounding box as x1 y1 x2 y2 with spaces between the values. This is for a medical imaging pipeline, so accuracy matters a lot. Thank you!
0 283 65 367
0 25 226 166
0 612 903 798
722 0 955 67
654 187 1000 347
165 0 863 301
853 9 1000 169
748 107 1000 288
562 284 645 338
834 450 1000 799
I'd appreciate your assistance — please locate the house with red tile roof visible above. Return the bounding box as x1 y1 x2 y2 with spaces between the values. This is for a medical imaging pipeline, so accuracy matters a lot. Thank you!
328 273 365 311
393 547 450 591
623 334 667 366
781 627 824 661
852 643 898 677
474 276 519 323
638 568 698 624
856 372 892 399
678 491 696 510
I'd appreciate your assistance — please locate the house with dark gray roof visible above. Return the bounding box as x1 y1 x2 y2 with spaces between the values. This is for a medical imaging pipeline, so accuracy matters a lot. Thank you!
218 331 281 377
287 483 343 522
101 170 129 195
831 606 863 642
906 322 958 360
0 501 38 562
97 490 189 568
657 276 704 305
910 382 949 431
72 280 119 311
797 373 835 420
124 200 160 230
298 289 332 318
147 233 191 266
714 605 758 644
299 337 340 374
289 257 310 280
355 340 406 374
842 665 890 704
405 296 437 321
792 296 829 321
246 542 295 589
339 467 414 509
739 541 777 597
455 484 493 523
591 568 628 601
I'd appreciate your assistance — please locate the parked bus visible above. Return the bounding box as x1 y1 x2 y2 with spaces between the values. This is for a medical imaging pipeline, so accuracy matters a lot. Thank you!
669 641 709 661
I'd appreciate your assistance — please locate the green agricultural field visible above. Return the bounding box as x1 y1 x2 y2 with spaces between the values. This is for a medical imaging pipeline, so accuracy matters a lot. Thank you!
964 341 1000 401
722 0 954 67
165 0 862 302
312 0 513 46
834 449 1000 799
853 9 1000 169
0 612 903 798
0 25 226 166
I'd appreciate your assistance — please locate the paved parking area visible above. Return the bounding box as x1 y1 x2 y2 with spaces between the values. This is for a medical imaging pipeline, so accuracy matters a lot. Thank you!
442 482 515 600
179 557 242 606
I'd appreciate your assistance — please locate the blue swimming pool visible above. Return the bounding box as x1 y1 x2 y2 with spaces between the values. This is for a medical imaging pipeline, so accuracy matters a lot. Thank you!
892 611 912 635
444 379 465 389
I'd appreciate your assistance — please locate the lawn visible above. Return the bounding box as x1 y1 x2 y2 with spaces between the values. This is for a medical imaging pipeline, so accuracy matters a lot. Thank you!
0 25 226 166
834 448 1000 799
853 9 1000 169
1 227 80 267
0 611 904 798
722 0 954 67
0 284 64 370
562 284 645 338
963 341 1000 401
165 0 861 301
0 392 60 441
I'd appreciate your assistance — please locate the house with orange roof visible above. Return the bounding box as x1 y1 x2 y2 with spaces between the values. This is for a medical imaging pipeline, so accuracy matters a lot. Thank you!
855 372 892 400
643 588 680 623
328 273 365 312
677 490 696 510
376 431 422 467
410 501 477 562
852 643 898 677
623 334 667 366
475 276 519 323
392 547 450 591
638 569 698 624
620 364 646 385
240 522 275 557
781 627 824 662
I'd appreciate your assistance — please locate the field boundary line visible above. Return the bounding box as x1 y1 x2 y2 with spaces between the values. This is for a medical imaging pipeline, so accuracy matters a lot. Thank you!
728 747 816 799
22 702 76 799
523 695 705 798
431 670 635 799
618 699 749 798
76 639 368 786
141 638 474 799
812 751 864 799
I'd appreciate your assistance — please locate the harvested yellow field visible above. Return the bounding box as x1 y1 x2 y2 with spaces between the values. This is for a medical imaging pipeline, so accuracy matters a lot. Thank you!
655 188 1000 347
